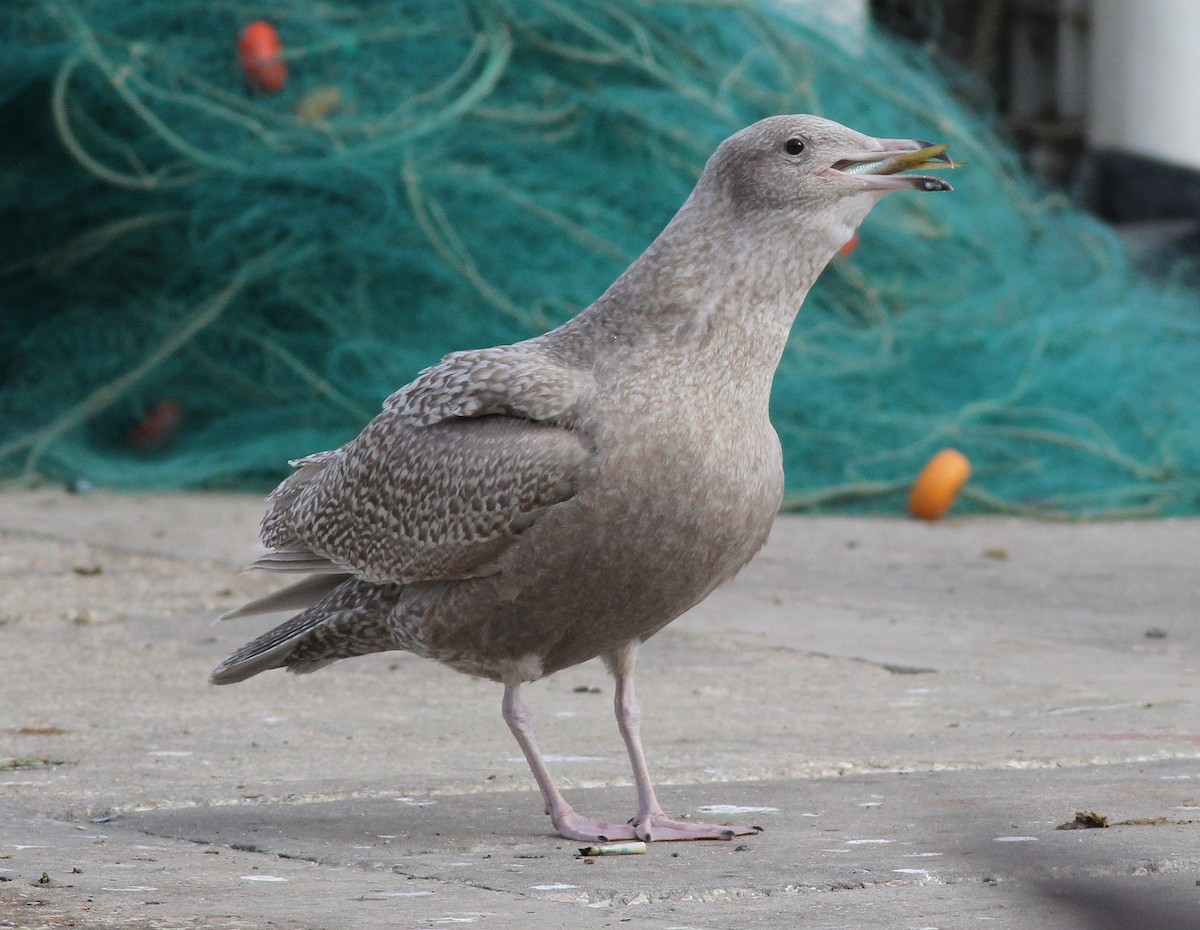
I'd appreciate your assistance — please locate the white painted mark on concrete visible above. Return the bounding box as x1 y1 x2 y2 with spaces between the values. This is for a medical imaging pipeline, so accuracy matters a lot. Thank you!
507 754 604 763
846 839 892 845
147 751 192 757
554 711 577 717
261 716 285 724
894 868 931 876
858 801 883 808
432 918 477 924
102 886 158 892
394 797 436 806
993 836 1038 842
695 805 780 815
1173 805 1200 811
530 883 576 891
241 875 288 882
8 845 47 850
802 812 821 817
1160 774 1192 780
905 852 944 858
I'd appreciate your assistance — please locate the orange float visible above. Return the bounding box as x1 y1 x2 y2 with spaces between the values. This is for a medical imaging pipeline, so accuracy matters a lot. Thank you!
238 21 287 93
908 448 970 520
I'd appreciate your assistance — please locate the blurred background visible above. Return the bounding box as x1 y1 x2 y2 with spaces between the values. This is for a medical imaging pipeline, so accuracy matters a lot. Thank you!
871 0 1200 256
2 0 1197 517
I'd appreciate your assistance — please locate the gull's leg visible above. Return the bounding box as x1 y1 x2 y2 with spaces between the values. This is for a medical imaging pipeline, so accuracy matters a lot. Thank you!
607 642 763 842
502 683 636 842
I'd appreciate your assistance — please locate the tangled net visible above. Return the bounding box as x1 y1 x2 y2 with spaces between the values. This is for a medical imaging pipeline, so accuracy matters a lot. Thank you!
2 0 1198 516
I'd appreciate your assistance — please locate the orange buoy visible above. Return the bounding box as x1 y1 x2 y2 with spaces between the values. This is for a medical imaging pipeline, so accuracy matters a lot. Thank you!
238 21 287 93
908 448 971 520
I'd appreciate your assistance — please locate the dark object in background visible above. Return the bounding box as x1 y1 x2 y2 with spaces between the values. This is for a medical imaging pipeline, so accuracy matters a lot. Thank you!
1082 149 1200 268
1083 149 1200 226
128 399 182 453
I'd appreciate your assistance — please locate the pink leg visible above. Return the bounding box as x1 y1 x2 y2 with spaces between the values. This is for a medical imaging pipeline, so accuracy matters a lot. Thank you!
502 684 636 842
609 643 763 842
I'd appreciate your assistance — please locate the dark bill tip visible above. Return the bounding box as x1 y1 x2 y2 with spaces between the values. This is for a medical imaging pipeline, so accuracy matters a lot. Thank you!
916 142 954 164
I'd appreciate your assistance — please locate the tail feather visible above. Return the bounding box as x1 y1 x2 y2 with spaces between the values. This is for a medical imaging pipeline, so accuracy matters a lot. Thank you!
220 573 349 621
249 549 345 574
210 606 332 685
210 579 408 685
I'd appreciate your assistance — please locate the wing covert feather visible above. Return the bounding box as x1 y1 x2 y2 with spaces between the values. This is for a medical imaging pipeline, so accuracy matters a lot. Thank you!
259 346 593 584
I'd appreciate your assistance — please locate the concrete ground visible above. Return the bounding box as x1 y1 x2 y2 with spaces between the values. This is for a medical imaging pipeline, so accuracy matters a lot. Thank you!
1 489 1198 929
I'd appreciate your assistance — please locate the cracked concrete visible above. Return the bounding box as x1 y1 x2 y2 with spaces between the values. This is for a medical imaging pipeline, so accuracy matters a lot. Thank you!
1 489 1198 928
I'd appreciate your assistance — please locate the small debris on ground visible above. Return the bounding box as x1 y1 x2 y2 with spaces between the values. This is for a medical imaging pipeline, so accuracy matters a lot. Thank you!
1056 810 1108 830
1116 815 1198 826
577 841 646 856
1 757 66 770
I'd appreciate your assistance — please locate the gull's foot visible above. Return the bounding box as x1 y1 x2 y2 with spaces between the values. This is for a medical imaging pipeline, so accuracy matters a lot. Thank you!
551 809 639 843
632 814 763 842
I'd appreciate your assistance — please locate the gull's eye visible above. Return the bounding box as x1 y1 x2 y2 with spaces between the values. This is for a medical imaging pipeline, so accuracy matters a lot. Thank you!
784 138 805 156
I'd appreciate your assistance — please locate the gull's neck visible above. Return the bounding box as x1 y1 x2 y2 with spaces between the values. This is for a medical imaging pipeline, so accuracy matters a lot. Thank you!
547 191 847 408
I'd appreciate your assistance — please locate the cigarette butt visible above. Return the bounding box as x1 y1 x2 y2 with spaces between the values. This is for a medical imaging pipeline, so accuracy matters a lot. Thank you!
577 841 647 856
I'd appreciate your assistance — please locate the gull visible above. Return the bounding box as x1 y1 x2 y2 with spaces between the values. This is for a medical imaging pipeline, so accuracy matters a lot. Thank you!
212 114 953 842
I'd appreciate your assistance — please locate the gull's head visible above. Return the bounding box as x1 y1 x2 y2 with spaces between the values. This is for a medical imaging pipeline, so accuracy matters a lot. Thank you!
697 114 954 252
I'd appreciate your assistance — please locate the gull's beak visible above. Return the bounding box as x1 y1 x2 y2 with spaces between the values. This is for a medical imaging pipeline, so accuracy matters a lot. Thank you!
820 139 956 192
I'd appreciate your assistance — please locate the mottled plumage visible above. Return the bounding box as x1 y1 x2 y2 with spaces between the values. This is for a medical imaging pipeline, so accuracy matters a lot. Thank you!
212 115 952 842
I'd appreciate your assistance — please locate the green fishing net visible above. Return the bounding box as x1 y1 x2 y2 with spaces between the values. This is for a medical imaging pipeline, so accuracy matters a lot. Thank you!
3 0 1198 516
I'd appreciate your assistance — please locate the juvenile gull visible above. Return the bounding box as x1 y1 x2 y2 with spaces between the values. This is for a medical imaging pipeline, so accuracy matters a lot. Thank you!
212 115 953 842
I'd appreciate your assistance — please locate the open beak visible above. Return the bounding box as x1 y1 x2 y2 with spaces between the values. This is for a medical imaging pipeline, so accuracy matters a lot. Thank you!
820 139 955 192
